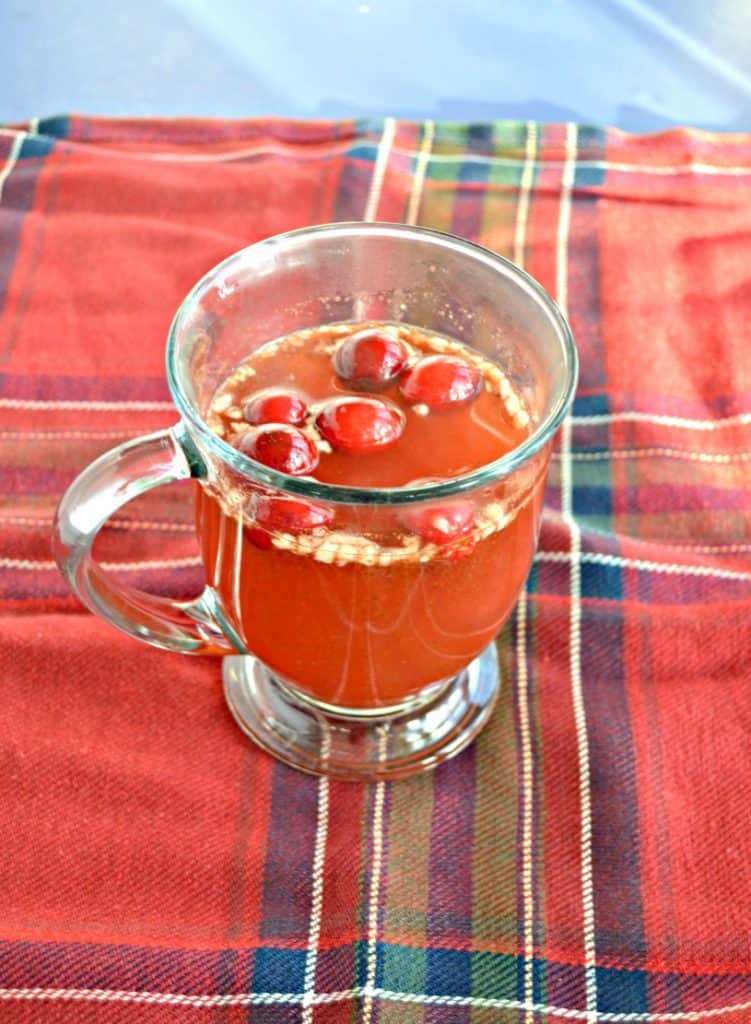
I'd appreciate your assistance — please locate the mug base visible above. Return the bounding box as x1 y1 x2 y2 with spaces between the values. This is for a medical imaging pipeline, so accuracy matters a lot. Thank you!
222 644 499 779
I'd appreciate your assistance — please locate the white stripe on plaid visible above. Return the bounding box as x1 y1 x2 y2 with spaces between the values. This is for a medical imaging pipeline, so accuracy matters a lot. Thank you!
535 550 751 581
0 131 25 204
5 431 751 463
3 552 750 581
654 542 751 555
0 398 173 411
362 727 388 1024
95 556 201 573
363 117 396 221
302 738 331 1024
409 152 751 179
570 411 751 430
405 120 434 225
2 985 751 1021
513 120 538 268
0 515 193 532
514 116 539 1024
0 556 201 572
4 124 751 178
360 114 394 1012
554 449 751 463
2 402 748 432
9 517 731 550
517 588 536 1024
0 431 134 441
558 120 598 1024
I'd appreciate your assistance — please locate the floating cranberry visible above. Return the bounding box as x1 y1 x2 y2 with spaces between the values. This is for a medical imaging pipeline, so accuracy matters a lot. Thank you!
315 397 404 452
252 493 334 533
245 526 273 550
403 500 476 546
334 329 408 390
399 355 481 410
237 424 318 475
243 388 308 426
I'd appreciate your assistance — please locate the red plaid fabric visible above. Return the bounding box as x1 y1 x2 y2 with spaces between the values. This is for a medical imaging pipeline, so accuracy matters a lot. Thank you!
0 115 749 1022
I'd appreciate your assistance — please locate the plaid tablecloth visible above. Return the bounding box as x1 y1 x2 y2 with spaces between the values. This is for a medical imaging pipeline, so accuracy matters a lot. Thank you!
0 115 749 1022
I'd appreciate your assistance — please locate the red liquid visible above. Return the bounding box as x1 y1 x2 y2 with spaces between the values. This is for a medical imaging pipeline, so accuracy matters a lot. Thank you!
195 323 546 708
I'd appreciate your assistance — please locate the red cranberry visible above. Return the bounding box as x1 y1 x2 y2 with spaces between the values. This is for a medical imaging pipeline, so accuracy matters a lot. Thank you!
399 355 481 410
245 526 273 550
252 493 334 533
237 424 318 475
315 397 404 452
334 329 408 390
243 388 308 426
403 500 476 546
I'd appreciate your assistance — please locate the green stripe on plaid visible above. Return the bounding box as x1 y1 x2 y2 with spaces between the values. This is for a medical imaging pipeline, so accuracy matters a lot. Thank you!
471 624 521 955
480 121 534 252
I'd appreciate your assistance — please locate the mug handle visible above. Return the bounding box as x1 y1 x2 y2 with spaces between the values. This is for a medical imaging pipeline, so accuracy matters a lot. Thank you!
53 422 237 655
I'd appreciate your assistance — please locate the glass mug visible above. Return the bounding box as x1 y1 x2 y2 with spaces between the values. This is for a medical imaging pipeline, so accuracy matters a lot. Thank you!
53 223 577 779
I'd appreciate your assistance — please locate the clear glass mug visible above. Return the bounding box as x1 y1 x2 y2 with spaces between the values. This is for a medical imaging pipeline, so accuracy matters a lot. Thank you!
53 223 577 779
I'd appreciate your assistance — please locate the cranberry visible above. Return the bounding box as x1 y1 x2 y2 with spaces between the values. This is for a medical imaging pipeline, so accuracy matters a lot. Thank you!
334 329 408 390
403 500 476 546
315 397 404 452
252 493 334 533
243 388 308 426
237 424 318 475
245 526 273 550
399 355 481 410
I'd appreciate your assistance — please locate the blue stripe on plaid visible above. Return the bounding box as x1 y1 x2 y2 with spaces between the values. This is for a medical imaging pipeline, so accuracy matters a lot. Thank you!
37 116 72 139
259 763 319 941
331 121 387 220
449 124 492 240
3 938 751 1010
574 125 610 189
572 394 611 416
568 125 611 543
580 559 623 600
597 965 649 1015
427 754 476 942
0 132 55 331
527 608 549 1009
332 155 372 220
18 134 56 162
510 946 549 1006
425 758 473 1013
356 783 376 992
570 126 607 395
425 948 472 998
0 132 63 367
573 483 613 518
253 949 307 992
583 603 648 970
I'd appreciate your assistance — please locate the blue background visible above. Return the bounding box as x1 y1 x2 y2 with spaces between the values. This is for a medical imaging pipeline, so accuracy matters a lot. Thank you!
1 0 750 131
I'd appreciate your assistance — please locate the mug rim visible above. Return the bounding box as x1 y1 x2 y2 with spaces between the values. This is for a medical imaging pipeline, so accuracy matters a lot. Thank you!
166 222 578 506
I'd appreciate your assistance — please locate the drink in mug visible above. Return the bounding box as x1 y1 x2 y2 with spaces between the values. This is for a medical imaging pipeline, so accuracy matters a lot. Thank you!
54 224 577 778
198 321 544 709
